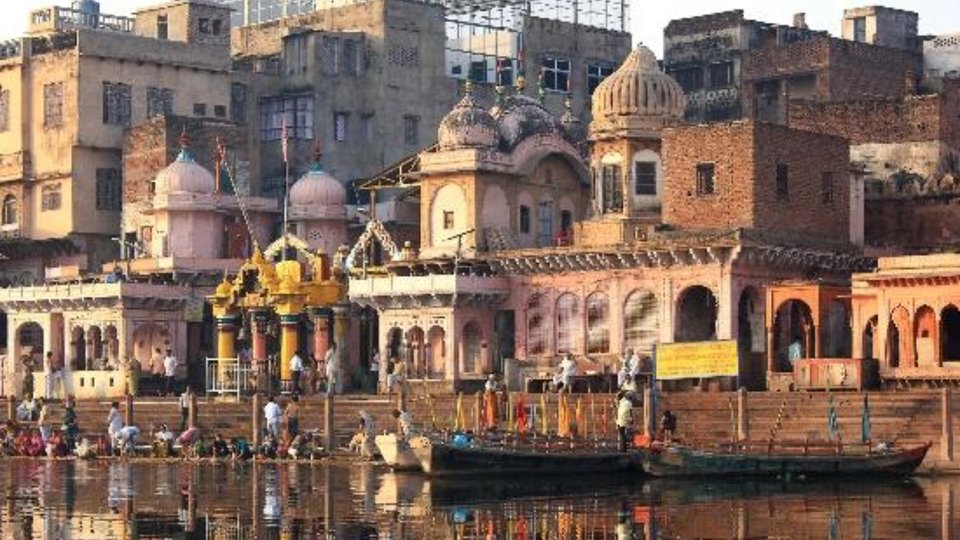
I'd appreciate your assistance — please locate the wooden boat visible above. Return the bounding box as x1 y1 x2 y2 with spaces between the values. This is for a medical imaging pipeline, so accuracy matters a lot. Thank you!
374 433 421 471
642 441 931 478
408 435 642 476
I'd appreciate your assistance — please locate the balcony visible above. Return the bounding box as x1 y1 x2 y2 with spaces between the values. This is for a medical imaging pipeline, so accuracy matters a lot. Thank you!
349 273 510 309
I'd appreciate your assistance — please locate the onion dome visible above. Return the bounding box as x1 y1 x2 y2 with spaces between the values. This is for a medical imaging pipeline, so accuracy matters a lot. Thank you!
289 147 346 220
590 44 687 135
437 82 499 151
154 130 216 194
493 92 565 151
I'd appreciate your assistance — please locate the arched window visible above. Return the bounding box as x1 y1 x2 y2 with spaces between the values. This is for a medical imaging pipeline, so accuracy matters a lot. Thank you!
526 295 546 356
586 292 610 354
1 195 16 226
624 289 658 355
556 294 578 354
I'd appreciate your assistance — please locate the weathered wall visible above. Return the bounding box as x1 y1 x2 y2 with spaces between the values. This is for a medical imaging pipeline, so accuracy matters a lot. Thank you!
865 196 960 251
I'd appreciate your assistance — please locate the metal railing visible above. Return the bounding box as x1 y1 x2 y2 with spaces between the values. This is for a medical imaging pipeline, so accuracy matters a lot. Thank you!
205 357 255 398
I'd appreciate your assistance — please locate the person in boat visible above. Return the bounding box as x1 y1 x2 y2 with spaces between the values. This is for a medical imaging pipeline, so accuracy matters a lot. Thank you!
552 353 579 393
392 408 417 439
212 433 230 458
615 390 634 453
659 410 677 442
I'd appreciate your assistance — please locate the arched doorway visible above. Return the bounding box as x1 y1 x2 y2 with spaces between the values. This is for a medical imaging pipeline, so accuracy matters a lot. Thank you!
555 294 578 354
426 326 445 378
823 300 851 358
773 300 813 371
462 322 482 374
15 321 43 373
386 327 403 363
586 292 610 354
676 286 718 343
942 305 960 362
104 325 120 368
405 327 425 379
863 316 878 361
70 327 86 371
624 289 658 356
737 287 763 388
526 295 546 356
88 326 104 370
914 305 937 366
889 306 913 368
131 323 172 366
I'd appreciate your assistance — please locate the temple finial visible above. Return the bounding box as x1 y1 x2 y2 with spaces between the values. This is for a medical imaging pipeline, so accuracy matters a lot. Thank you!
464 79 474 96
179 126 190 149
310 139 324 171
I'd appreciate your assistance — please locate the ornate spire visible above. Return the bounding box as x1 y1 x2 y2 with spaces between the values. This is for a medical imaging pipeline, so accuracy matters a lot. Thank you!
310 139 324 172
177 126 193 162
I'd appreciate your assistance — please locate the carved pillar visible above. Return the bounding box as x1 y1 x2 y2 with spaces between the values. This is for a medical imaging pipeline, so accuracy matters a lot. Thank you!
250 311 269 363
279 314 299 386
332 305 350 391
766 327 775 374
216 314 240 360
813 324 822 359
311 308 330 365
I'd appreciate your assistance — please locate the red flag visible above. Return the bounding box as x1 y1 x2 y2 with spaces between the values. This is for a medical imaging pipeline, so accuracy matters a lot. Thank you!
281 116 289 164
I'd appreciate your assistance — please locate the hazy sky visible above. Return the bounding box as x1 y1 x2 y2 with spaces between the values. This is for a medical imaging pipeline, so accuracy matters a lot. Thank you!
2 0 957 56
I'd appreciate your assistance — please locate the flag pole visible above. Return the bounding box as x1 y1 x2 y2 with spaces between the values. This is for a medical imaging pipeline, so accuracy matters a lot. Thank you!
281 118 291 261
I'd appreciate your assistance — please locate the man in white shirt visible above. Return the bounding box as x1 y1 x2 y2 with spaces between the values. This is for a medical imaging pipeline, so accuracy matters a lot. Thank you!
290 350 303 394
553 354 578 393
324 343 340 395
107 401 123 447
263 395 282 440
628 350 641 378
163 350 177 397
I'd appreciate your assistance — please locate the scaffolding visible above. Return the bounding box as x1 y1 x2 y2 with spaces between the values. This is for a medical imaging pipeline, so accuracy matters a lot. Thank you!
443 0 629 84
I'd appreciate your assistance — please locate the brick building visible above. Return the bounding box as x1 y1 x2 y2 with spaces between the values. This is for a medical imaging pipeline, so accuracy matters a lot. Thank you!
349 45 870 392
741 36 922 124
662 121 850 241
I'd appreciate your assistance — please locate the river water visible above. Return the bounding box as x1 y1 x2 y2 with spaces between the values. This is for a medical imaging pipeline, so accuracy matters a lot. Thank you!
0 459 956 539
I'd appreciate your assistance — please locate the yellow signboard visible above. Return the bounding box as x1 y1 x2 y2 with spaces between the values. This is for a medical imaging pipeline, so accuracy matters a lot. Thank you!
656 340 739 380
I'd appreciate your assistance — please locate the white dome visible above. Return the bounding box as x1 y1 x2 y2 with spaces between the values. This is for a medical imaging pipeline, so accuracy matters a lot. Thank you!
289 163 347 219
154 149 216 194
590 44 687 135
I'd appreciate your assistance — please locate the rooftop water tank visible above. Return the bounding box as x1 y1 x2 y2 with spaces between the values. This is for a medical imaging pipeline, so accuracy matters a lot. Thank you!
72 0 100 14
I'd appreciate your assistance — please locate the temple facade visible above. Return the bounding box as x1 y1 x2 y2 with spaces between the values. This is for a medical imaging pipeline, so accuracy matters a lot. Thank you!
349 45 872 391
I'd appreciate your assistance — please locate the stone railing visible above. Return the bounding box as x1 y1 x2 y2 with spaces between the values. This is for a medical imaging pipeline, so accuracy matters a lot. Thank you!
29 6 134 35
349 274 510 298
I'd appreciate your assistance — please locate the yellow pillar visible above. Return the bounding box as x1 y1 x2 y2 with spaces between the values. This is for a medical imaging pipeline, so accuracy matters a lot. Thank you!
216 314 240 360
280 314 299 383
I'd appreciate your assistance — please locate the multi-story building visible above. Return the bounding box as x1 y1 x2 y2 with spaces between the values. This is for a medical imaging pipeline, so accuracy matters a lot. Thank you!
0 0 242 283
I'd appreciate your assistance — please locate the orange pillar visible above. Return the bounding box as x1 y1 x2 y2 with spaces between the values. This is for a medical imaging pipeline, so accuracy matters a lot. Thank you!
313 310 330 364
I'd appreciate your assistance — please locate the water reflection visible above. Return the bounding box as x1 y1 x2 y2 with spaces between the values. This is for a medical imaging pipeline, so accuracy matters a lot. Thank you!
0 460 956 539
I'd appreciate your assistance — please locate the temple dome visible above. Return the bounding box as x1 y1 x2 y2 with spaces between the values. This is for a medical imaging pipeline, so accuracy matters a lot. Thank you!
289 162 346 219
437 91 499 150
493 93 565 150
154 148 216 194
590 44 687 134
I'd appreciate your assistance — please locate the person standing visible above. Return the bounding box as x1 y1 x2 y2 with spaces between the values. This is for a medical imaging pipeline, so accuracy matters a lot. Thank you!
45 351 64 400
290 350 303 394
324 343 340 395
107 401 123 453
369 352 380 391
150 347 165 393
162 349 177 396
263 395 282 440
284 394 300 439
615 391 633 453
179 387 192 432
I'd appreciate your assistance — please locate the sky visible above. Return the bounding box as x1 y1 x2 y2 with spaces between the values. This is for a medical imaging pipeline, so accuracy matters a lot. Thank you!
1 0 957 57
